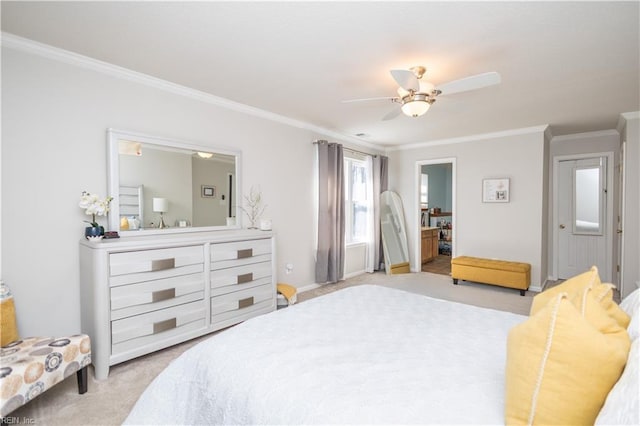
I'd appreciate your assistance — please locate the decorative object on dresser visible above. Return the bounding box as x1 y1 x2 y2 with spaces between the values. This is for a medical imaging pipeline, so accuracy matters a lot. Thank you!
79 229 276 380
152 197 169 229
240 185 266 229
79 191 113 239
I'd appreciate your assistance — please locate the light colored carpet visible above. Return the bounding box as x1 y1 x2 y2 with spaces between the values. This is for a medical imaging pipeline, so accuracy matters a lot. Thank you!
6 271 532 425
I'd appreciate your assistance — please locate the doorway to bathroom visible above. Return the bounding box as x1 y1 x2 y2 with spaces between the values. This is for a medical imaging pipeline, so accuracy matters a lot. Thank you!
415 158 456 276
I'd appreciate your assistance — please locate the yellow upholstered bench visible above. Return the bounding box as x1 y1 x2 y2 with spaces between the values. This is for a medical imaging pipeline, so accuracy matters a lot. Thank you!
451 256 530 296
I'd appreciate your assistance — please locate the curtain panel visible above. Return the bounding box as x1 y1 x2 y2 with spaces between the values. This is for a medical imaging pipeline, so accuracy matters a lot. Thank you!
315 142 345 283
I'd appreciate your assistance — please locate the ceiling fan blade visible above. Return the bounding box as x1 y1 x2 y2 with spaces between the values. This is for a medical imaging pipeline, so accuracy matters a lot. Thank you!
342 96 397 103
390 69 419 91
382 107 402 121
436 72 501 95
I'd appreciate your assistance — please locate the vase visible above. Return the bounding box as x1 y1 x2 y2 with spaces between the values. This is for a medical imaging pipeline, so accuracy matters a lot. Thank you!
85 226 105 239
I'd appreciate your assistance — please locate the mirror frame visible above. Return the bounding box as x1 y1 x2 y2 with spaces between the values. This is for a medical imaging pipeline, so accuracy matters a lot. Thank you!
107 128 242 236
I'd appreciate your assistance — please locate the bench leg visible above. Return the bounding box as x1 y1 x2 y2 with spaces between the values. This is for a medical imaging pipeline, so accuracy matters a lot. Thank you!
520 290 525 296
453 278 458 285
77 366 88 394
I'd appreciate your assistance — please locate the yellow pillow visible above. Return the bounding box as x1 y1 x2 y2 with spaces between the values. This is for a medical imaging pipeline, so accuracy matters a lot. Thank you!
530 266 600 315
570 287 630 353
531 266 630 328
0 282 19 346
592 283 631 329
505 293 629 425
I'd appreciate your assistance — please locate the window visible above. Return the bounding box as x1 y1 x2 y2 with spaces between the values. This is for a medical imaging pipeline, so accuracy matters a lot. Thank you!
420 173 429 209
573 158 605 235
344 157 370 244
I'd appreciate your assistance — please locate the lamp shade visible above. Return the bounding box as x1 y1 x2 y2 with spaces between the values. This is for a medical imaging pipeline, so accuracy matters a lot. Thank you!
401 100 430 117
153 197 169 213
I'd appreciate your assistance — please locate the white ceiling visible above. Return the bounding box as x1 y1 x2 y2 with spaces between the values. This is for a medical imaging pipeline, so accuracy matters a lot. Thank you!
2 1 639 148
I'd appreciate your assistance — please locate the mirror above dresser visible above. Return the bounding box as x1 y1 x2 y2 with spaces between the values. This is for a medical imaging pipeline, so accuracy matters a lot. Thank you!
107 129 242 235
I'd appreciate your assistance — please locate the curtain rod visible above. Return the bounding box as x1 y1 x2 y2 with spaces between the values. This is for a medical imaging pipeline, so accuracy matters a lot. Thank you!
312 140 377 158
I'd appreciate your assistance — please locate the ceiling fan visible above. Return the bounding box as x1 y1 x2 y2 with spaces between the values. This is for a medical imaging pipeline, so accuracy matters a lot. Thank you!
343 66 501 120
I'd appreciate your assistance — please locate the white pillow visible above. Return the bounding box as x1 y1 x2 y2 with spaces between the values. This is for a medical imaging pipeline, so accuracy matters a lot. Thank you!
620 288 639 341
596 339 640 425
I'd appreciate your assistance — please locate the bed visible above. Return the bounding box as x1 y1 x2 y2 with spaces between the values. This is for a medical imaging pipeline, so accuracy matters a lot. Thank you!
124 284 639 425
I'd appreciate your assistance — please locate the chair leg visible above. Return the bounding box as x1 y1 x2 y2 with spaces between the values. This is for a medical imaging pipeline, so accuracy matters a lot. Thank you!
76 366 88 394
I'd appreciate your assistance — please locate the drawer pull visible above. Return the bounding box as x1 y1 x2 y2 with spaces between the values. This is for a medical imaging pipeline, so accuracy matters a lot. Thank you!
237 273 253 284
152 288 176 303
153 318 177 334
237 249 253 259
238 297 254 309
151 258 175 271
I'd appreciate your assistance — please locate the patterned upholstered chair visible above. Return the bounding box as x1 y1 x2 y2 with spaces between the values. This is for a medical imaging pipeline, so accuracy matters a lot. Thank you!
0 282 92 416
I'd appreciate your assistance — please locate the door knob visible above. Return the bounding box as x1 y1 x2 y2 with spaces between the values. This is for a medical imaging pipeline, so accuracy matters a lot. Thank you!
559 224 566 229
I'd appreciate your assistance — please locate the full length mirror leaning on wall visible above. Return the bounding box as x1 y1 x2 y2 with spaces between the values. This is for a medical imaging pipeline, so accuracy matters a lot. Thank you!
380 190 411 274
107 129 242 235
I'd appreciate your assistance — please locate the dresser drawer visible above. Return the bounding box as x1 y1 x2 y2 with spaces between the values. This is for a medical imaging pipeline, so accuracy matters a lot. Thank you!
210 261 272 296
210 284 274 324
210 239 271 270
109 246 204 278
112 300 206 356
111 272 205 320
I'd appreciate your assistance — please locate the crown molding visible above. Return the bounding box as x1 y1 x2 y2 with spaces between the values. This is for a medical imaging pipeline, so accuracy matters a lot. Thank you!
551 129 619 143
385 125 550 152
1 32 384 152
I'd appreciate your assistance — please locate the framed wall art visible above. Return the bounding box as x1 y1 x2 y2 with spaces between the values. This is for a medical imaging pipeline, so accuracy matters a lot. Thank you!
201 185 216 198
482 178 510 203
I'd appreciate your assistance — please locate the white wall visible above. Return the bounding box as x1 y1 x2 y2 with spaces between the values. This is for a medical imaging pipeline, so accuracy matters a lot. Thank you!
1 46 367 337
387 128 549 288
619 112 640 299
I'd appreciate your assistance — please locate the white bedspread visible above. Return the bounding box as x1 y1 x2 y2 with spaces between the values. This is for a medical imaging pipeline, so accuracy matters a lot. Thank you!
125 285 526 425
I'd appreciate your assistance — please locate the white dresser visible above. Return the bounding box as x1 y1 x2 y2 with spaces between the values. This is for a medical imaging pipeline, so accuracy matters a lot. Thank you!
79 229 276 380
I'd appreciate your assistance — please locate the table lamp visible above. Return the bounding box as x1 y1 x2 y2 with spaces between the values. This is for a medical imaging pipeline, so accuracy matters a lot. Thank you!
153 197 169 229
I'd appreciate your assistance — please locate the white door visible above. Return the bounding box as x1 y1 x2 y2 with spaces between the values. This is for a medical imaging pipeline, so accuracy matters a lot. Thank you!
557 156 611 281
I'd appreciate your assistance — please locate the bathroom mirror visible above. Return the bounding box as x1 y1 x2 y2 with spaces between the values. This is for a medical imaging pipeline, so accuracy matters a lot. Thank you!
107 129 241 235
380 190 410 274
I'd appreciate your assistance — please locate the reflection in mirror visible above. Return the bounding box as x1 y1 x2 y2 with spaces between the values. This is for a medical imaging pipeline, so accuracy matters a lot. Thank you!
574 161 604 235
107 129 241 234
380 190 410 274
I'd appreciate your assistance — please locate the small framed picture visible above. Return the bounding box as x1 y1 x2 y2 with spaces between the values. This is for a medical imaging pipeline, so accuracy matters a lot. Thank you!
201 185 216 198
483 178 510 203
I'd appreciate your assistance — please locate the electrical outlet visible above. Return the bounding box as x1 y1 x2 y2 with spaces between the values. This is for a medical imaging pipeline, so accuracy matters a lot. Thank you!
285 263 294 274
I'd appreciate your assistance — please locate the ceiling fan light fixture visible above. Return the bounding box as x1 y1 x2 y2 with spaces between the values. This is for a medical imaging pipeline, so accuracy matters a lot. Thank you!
401 99 431 117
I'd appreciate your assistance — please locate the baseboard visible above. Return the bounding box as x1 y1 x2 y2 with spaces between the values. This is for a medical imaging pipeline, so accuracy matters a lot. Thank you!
297 270 369 293
297 283 321 293
529 284 543 293
344 269 366 280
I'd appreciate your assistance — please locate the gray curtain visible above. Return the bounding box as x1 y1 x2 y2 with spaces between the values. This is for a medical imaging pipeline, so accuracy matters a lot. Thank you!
373 155 389 270
315 141 345 283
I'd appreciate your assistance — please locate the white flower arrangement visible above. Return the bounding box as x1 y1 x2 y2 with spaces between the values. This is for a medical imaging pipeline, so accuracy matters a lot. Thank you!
239 186 266 229
79 191 113 228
